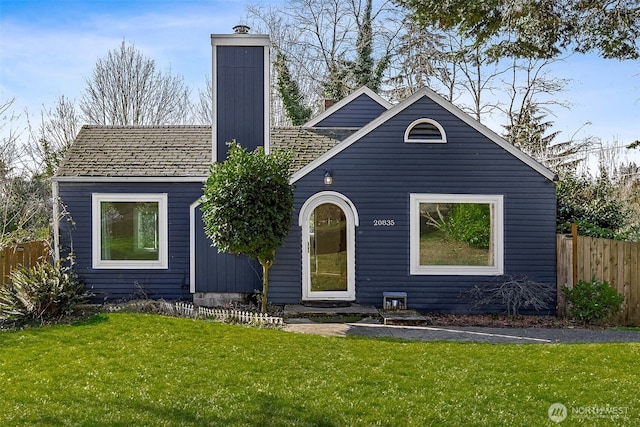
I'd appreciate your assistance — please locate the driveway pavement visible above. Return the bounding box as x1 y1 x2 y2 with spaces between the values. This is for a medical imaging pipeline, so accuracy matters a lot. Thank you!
283 319 640 344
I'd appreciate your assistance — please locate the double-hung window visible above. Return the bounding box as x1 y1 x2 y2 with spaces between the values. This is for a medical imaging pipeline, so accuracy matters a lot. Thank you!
92 193 168 269
410 194 503 275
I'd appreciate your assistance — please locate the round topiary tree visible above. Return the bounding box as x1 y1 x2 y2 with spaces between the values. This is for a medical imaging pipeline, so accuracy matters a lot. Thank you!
201 142 294 313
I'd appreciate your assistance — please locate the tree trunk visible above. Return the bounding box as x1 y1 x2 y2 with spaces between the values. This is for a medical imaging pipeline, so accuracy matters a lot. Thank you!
259 257 274 313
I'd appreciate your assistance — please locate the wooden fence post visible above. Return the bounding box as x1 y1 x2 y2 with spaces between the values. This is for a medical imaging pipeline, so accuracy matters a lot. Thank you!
571 223 578 287
556 234 573 318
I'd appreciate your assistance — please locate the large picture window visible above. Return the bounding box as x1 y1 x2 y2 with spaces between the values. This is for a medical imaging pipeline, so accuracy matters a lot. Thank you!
92 194 168 269
410 194 503 275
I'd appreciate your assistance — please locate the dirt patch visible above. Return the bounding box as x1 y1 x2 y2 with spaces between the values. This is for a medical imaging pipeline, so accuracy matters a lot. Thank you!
421 313 580 328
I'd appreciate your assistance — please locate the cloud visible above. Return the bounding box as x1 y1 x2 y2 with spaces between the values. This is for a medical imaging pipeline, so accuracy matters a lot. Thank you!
1 1 244 115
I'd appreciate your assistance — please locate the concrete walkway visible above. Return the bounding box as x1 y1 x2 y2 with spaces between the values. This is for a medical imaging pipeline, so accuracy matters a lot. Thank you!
283 318 640 344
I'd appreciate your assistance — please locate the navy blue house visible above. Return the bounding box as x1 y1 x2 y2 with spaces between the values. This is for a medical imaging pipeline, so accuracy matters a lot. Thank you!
53 29 557 313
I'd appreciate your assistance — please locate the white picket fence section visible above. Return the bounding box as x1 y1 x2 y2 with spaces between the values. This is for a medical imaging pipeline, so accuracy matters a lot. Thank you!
173 302 283 326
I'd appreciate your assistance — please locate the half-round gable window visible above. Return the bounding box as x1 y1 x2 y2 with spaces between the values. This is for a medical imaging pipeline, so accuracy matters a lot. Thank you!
404 118 447 143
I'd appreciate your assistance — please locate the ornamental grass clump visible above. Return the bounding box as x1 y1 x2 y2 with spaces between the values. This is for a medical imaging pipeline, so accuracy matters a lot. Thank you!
562 277 624 325
0 258 88 325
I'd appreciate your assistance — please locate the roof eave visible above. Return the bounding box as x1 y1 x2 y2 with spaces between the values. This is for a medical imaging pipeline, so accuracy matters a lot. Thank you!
52 176 209 183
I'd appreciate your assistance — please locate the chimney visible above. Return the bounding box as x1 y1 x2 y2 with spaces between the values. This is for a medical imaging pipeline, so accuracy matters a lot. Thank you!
232 24 250 34
211 27 271 162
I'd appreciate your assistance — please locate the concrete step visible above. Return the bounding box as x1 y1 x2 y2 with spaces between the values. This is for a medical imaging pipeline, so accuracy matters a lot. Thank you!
380 310 428 326
283 303 379 320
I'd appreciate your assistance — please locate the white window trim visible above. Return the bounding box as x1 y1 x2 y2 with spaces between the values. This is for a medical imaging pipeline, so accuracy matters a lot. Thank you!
410 193 504 275
92 193 168 269
404 118 447 143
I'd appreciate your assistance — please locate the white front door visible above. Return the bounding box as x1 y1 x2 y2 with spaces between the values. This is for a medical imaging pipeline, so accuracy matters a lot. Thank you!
300 192 358 301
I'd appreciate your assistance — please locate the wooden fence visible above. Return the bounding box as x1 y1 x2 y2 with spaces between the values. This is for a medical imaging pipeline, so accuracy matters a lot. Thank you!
557 231 640 326
0 241 50 284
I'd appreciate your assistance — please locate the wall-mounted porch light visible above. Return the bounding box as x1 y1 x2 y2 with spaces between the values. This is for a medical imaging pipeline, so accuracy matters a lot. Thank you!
323 170 333 185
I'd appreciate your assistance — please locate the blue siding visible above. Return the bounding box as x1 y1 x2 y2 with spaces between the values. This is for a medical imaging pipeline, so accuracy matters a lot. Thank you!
194 205 262 293
58 182 201 301
270 95 557 314
216 46 264 159
315 94 387 128
58 181 264 301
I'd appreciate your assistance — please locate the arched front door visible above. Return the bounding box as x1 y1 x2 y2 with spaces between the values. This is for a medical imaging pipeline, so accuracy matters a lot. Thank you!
300 192 358 301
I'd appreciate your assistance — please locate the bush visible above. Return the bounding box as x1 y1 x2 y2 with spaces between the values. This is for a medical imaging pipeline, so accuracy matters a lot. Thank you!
556 170 629 237
562 278 624 324
442 203 491 249
466 277 555 316
0 258 88 324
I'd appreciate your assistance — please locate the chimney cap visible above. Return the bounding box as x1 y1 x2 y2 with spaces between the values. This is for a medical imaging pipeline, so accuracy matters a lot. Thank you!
232 25 250 34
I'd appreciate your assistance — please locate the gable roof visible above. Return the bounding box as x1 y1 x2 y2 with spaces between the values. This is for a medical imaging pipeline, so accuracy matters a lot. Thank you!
302 86 392 128
55 125 212 180
291 87 557 183
54 125 345 181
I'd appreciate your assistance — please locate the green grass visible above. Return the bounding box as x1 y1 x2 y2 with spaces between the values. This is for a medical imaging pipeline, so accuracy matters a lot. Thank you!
420 230 490 266
2 313 639 426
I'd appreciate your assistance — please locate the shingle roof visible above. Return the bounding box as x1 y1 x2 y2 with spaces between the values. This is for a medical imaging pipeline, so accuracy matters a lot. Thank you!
55 125 350 178
56 125 212 177
271 127 352 172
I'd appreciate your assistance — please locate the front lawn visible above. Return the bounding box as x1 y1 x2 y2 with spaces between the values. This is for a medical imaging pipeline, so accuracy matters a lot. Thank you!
1 313 639 426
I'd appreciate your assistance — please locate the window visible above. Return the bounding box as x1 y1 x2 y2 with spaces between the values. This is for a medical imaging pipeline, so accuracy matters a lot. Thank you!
92 194 168 269
404 118 447 143
410 194 503 275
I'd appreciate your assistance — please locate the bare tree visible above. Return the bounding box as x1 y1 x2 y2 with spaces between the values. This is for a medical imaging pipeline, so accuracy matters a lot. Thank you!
247 4 323 124
0 99 23 178
194 76 212 125
450 41 510 122
0 99 49 246
501 57 570 128
81 40 192 125
249 0 403 106
393 26 511 123
385 19 446 102
25 95 81 177
497 56 590 172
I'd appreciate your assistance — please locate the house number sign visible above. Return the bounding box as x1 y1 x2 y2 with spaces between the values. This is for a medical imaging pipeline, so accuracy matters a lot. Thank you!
373 219 396 226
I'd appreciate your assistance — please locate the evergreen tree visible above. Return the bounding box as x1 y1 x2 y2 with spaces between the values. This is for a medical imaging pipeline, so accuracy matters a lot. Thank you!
274 50 312 126
503 102 585 173
352 0 389 92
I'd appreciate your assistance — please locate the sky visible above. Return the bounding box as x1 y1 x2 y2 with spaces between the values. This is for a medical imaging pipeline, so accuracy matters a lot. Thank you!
1 0 639 167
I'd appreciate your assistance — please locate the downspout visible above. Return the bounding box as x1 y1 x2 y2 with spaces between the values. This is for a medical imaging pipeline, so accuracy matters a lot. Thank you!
51 179 60 263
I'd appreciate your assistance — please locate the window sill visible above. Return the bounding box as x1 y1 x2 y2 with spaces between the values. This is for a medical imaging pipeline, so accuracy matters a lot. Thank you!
92 260 168 270
410 266 503 276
